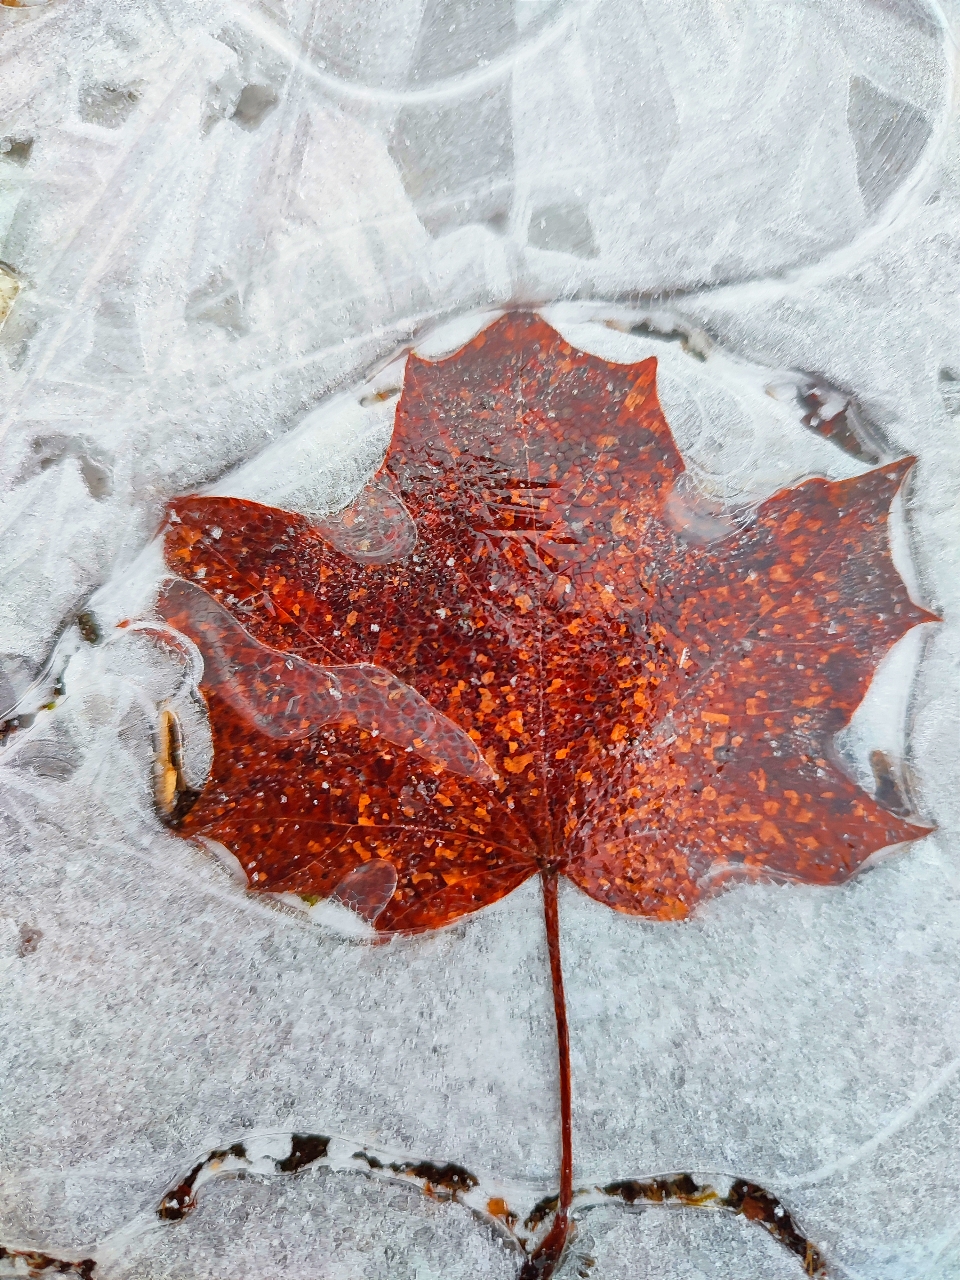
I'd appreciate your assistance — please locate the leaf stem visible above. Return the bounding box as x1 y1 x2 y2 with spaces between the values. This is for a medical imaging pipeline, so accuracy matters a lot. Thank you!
521 870 573 1279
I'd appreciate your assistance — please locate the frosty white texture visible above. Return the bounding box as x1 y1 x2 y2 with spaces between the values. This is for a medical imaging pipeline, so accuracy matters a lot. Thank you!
2 0 959 1276
103 1174 518 1280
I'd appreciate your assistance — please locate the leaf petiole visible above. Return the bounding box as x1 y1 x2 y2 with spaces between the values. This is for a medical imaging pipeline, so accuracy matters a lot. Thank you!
520 870 574 1279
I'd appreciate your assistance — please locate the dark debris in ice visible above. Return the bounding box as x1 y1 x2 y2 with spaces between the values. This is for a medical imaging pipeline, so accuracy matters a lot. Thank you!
795 376 883 464
603 1175 826 1277
276 1134 331 1173
1 1127 831 1278
0 1245 95 1279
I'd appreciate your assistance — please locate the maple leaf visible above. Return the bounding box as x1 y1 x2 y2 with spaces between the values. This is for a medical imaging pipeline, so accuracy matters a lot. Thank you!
160 311 932 931
157 311 934 1277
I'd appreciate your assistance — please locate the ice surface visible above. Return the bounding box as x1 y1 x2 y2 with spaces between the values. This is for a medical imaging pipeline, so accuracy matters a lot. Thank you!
568 1206 810 1280
101 1173 518 1280
2 0 960 1276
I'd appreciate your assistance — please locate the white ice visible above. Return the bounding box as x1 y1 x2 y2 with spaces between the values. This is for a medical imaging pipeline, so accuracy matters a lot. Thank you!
2 0 960 1276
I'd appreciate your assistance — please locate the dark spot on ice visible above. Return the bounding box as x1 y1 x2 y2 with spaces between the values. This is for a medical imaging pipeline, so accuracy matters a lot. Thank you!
0 1245 96 1277
524 1193 559 1230
725 1180 825 1275
276 1134 330 1173
0 137 33 165
77 612 101 645
352 1150 477 1195
628 319 709 361
17 925 41 956
231 84 279 130
795 376 881 464
870 749 912 817
396 1160 478 1193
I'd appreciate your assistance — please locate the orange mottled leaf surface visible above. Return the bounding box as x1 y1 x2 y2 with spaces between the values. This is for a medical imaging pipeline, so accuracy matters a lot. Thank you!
159 312 934 933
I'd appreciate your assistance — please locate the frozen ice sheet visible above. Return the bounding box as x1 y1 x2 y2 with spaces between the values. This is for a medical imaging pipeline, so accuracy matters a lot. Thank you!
101 1172 517 1280
2 0 960 1276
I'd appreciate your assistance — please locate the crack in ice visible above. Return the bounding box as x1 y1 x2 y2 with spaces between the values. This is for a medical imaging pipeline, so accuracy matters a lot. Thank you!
779 1050 960 1191
230 0 591 108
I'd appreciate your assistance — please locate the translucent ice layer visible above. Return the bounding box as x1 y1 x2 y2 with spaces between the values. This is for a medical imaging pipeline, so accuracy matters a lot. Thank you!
2 0 960 1276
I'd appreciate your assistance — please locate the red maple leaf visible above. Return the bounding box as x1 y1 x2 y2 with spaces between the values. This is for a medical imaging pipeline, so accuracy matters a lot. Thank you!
157 311 933 1276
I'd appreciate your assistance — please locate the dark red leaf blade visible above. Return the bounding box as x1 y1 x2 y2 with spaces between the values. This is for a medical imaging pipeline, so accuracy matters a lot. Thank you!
161 311 933 928
159 580 537 932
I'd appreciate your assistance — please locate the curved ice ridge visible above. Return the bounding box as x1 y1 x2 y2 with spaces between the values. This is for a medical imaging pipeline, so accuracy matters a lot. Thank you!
0 1131 827 1278
161 577 495 783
